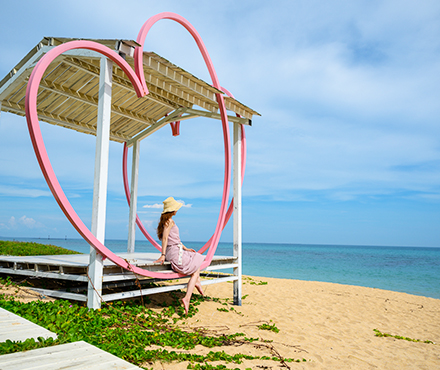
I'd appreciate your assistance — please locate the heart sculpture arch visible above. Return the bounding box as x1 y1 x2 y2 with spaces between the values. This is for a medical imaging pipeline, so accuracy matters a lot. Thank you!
122 87 247 255
25 12 245 278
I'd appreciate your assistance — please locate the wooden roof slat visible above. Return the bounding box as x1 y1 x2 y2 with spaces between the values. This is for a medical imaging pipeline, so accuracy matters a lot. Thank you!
62 57 186 111
3 83 27 106
143 73 217 113
2 100 128 142
39 79 155 126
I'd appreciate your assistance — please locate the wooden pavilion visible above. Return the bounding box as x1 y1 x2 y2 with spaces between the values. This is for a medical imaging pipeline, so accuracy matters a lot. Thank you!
0 36 259 308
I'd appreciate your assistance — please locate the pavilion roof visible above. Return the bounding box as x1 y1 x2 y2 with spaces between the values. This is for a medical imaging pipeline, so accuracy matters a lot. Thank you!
0 37 259 143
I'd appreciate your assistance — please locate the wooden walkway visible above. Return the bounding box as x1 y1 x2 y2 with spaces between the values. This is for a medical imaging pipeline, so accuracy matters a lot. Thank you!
0 253 238 302
0 341 142 369
0 307 57 342
0 308 142 369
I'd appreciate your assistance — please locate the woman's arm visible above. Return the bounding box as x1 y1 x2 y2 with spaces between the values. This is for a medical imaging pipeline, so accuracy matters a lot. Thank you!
182 245 196 253
154 220 174 264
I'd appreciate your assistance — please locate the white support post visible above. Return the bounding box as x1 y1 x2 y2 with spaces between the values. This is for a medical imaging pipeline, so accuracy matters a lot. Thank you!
127 140 140 253
233 122 243 306
87 57 113 310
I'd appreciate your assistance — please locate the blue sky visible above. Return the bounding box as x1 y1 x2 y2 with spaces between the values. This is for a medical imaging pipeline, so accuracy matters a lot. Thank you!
0 0 439 247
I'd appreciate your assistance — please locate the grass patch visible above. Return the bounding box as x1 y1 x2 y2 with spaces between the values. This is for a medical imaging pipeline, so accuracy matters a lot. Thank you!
0 240 81 256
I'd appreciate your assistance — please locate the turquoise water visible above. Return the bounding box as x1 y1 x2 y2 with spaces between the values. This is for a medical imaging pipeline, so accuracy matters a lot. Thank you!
3 237 440 299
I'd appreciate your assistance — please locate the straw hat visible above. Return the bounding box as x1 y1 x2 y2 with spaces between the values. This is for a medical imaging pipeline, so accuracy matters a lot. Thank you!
162 197 183 214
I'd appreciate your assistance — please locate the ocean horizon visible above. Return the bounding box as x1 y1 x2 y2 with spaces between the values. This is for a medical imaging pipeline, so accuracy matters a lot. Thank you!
2 236 440 300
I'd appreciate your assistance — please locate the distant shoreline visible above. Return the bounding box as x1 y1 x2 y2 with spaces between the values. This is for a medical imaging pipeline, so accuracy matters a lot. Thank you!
1 236 439 249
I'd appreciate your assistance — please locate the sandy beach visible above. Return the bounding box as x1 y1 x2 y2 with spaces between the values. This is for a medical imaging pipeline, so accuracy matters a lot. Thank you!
2 275 439 369
148 275 440 369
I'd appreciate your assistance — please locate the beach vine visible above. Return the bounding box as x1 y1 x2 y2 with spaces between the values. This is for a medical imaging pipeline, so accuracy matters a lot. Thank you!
373 329 435 344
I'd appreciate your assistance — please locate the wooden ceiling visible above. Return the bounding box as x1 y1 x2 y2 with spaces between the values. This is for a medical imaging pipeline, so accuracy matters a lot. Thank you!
0 37 259 143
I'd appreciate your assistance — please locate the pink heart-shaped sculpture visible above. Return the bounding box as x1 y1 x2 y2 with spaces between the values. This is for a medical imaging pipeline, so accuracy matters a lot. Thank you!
25 12 240 278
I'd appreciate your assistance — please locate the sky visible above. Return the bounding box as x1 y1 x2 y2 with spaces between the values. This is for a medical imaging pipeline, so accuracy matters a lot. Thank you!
0 0 439 248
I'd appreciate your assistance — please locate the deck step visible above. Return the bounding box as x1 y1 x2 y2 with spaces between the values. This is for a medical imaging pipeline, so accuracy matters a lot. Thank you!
0 341 142 369
0 307 57 343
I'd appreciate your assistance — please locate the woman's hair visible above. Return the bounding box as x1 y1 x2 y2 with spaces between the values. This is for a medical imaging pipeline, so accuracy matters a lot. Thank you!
157 212 174 240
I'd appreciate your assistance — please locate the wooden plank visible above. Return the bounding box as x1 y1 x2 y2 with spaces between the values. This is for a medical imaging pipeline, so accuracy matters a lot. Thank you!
0 253 235 268
28 288 87 302
0 268 88 282
0 307 57 342
205 263 238 271
0 341 142 369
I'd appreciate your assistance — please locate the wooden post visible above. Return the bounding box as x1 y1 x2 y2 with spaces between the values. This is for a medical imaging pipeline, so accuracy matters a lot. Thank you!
87 57 112 309
127 140 140 253
233 122 242 306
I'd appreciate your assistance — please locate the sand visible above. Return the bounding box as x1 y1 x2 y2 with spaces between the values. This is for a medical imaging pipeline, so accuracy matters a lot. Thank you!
149 275 440 369
1 276 439 369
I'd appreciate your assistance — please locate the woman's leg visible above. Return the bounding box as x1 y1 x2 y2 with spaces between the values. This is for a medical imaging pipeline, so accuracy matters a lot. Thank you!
181 269 200 315
195 276 204 296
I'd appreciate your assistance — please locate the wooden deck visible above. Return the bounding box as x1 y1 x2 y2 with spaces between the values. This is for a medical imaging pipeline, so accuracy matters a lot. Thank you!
0 341 143 369
0 307 57 342
0 253 238 302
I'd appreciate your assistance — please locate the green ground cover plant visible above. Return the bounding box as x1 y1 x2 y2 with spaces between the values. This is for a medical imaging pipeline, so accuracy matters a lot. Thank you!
0 240 81 256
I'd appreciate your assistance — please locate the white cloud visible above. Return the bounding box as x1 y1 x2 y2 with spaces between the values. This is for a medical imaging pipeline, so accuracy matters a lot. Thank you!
177 200 193 208
18 215 46 229
142 204 162 209
0 215 46 230
142 200 193 209
0 185 51 198
0 216 17 230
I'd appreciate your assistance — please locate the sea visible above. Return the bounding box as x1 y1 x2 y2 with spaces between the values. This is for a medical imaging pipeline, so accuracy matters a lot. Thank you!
3 237 440 300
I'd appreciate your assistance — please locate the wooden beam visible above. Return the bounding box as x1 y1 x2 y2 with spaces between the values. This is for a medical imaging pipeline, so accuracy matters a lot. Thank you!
224 96 259 120
233 122 243 306
87 57 112 310
127 140 140 253
126 107 186 147
181 107 251 126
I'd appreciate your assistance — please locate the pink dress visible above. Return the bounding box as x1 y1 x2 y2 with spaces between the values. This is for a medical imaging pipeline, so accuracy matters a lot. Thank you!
165 223 205 275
